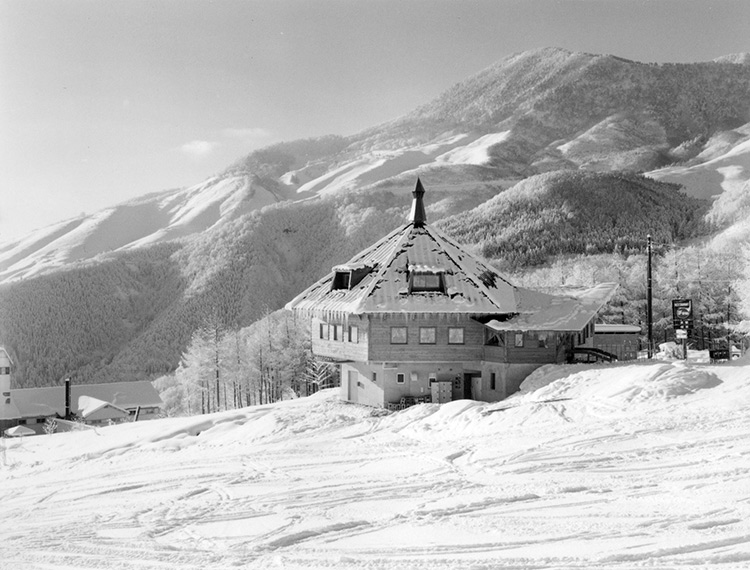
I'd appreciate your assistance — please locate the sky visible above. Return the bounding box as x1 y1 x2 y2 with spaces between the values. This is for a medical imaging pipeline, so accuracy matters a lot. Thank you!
1 0 749 243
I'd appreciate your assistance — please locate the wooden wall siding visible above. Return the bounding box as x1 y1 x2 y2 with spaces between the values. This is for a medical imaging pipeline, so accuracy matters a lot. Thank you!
502 331 569 364
594 333 639 360
312 316 369 362
368 314 485 363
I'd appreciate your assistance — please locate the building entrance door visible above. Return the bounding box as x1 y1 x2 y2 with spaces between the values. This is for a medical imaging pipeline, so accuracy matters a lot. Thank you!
463 373 474 399
347 371 359 404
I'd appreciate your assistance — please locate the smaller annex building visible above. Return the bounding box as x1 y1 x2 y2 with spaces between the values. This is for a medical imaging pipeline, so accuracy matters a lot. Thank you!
286 179 617 408
594 324 641 361
1 349 163 434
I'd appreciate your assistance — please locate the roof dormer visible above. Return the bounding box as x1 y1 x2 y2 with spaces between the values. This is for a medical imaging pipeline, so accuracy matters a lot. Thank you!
331 263 374 291
408 265 447 294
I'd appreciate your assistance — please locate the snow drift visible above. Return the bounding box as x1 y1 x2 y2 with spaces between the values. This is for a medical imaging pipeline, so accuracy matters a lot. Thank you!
3 358 750 569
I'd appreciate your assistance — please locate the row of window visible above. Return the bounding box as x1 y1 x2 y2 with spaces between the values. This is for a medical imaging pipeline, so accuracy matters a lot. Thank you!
369 370 500 390
333 268 447 294
372 371 438 384
319 323 359 343
514 332 549 348
390 326 464 345
0 367 10 375
320 323 557 348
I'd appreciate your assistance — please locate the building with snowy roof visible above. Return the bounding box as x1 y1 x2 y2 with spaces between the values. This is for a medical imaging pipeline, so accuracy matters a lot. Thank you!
286 179 617 408
0 349 163 434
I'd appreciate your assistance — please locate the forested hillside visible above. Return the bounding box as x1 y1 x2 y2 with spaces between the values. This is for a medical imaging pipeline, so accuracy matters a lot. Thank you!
0 244 185 387
0 197 405 387
438 171 711 267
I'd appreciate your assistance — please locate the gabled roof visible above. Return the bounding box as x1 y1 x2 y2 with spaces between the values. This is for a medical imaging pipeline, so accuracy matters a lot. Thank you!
78 396 130 421
286 179 616 329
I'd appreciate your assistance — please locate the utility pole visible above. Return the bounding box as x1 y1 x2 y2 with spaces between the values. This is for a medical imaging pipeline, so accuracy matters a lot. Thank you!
647 234 653 358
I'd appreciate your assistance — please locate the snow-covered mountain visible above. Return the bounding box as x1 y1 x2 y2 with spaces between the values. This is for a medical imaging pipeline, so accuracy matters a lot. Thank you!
2 47 750 387
0 174 290 283
4 355 750 568
2 47 749 284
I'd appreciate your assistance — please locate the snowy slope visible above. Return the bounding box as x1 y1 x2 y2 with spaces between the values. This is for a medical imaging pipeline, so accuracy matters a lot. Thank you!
649 123 750 201
3 357 750 569
292 132 503 196
0 175 281 283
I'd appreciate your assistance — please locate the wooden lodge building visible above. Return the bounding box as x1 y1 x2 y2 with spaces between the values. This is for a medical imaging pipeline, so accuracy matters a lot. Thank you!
286 179 616 408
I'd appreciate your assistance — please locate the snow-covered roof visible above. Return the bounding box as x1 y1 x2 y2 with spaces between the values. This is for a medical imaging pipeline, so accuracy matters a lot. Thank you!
484 284 617 332
0 346 12 366
9 381 162 420
595 324 642 334
4 424 35 437
78 396 130 421
287 179 616 330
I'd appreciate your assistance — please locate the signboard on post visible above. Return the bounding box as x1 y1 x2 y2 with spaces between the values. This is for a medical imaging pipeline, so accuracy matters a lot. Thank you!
710 349 730 362
672 299 693 330
676 329 687 339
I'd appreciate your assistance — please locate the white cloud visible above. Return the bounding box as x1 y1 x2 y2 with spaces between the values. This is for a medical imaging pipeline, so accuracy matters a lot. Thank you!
180 140 220 158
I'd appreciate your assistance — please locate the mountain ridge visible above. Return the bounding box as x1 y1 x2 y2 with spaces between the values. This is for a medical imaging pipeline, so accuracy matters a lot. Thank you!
3 47 750 283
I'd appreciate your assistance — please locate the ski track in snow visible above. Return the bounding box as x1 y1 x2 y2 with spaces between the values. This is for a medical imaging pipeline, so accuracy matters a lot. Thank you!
3 359 750 569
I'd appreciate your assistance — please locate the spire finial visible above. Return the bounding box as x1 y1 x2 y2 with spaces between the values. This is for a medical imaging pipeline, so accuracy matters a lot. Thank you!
409 178 427 227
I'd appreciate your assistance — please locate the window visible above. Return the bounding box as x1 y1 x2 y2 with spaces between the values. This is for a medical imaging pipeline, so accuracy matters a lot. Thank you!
332 264 372 290
397 373 405 384
411 272 444 292
332 271 351 290
538 333 548 348
391 327 408 344
490 372 496 390
429 373 437 384
411 372 419 382
348 325 358 343
4 398 9 405
419 327 436 344
320 323 329 340
485 330 501 346
515 333 524 347
448 327 464 344
372 372 377 383
0 367 9 374
335 325 343 341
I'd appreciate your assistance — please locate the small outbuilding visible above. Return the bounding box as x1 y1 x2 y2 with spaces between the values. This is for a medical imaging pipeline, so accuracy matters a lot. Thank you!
4 424 35 438
594 324 641 361
0 375 163 435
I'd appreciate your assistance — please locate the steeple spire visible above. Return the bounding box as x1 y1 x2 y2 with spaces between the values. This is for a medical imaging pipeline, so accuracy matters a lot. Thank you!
409 178 427 227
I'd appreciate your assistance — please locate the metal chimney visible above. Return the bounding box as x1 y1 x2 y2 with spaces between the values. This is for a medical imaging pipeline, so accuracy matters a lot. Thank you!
64 378 71 420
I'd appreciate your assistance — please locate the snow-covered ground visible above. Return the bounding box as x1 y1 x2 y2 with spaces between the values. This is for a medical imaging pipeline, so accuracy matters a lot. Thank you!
3 356 750 569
